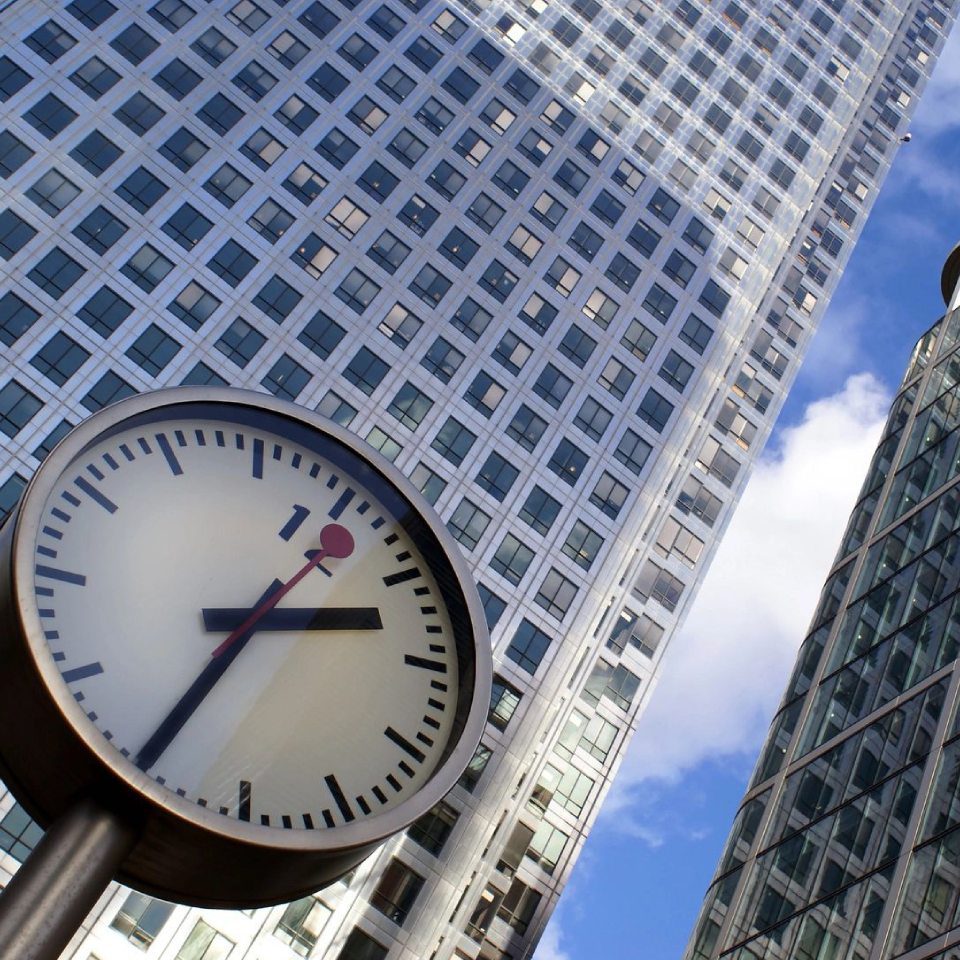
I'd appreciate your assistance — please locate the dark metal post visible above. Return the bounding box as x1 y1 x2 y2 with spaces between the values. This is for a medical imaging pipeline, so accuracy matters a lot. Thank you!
0 800 138 960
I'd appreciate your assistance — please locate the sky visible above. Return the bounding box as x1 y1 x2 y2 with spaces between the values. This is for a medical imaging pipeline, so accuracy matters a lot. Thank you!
534 27 960 960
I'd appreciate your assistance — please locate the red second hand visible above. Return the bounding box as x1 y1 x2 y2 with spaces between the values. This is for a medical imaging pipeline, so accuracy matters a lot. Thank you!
210 522 355 658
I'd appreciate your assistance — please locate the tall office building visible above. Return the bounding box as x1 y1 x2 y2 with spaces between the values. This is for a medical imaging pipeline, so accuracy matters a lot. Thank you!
0 0 953 955
685 249 960 960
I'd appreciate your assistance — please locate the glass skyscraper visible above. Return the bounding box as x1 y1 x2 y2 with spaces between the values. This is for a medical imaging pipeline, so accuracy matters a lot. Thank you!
685 248 960 960
0 0 954 957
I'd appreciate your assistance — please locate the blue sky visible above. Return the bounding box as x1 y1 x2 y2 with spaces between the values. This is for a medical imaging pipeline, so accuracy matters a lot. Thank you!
535 29 960 960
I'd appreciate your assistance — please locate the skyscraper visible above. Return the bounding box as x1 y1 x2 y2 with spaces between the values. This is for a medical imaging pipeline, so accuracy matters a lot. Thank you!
0 0 954 957
685 247 960 960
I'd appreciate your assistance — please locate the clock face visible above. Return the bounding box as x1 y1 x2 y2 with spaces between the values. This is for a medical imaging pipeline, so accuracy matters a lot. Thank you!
20 399 475 836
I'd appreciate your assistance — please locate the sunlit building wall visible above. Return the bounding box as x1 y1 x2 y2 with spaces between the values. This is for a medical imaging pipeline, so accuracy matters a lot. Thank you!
686 248 960 960
0 0 954 957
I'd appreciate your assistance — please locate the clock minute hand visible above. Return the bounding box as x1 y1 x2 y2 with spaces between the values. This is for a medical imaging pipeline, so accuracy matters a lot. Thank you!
202 607 383 632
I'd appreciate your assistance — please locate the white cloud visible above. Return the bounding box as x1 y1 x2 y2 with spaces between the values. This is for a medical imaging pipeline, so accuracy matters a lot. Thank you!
604 373 890 822
533 908 572 960
911 30 960 136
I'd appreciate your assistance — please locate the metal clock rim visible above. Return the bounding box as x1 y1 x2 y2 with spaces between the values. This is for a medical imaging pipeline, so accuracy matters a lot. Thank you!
7 386 492 861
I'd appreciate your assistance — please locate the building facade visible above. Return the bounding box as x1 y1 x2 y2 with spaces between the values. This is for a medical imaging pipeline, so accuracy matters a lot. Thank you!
0 0 954 957
685 250 960 960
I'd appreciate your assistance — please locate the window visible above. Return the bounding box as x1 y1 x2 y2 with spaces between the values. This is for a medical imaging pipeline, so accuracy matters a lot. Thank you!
582 661 641 710
506 405 546 451
274 898 332 958
0 381 40 438
431 417 475 466
316 128 358 169
29 247 85 298
197 94 243 135
462 372 504 417
316 391 356 427
169 282 219 331
428 160 466 200
531 191 567 230
228 0 268 33
248 200 294 245
404 462 443 506
388 381 433 430
655 515 705 567
241 128 285 170
343 346 389 394
253 275 301 323
0 209 37 259
598 358 634 399
70 56 120 99
263 355 310 401
375 303 421 349
233 60 277 101
370 859 425 927
415 96 454 135
506 619 550 673
339 33 378 70
504 225 542 266
204 164 251 208
183 363 227 386
0 802 42 860
517 486 560 536
547 438 588 485
78 286 133 337
492 160 529 199
409 265 452 307
26 21 77 63
558 325 596 368
635 560 684 611
553 159 588 198
475 451 518 500
676 474 722 526
439 228 479 270
149 0 195 31
614 428 652 474
533 364 572 409
215 318 265 367
81 370 137 411
337 928 388 960
387 128 425 168
397 194 438 236
283 163 327 207
517 129 553 167
450 298 491 341
298 310 345 360
408 802 458 855
699 279 731 318
536 568 577 618
31 333 89 386
405 35 443 72
0 131 34 178
0 292 40 346
162 203 212 250
73 206 128 255
545 257 580 298
679 314 713 355
466 193 505 233
154 58 200 100
659 350 695 393
557 709 618 763
478 583 507 629
458 743 492 793
69 130 122 176
356 161 399 203
443 66 480 104
158 127 207 173
574 396 611 442
115 166 167 213
637 389 673 433
567 222 603 262
491 332 531 376
126 324 182 378
268 31 311 68
447 498 491 550
366 231 410 275
489 676 521 730
0 58 31 101
368 4 405 39
111 893 175 949
642 284 677 323
207 241 257 287
189 26 234 65
112 92 163 136
24 93 78 140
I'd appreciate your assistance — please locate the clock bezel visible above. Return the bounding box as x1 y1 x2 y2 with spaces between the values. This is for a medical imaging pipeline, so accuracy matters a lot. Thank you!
0 387 492 906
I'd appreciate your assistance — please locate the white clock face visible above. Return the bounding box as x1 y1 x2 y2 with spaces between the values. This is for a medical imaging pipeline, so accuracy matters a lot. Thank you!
27 406 465 832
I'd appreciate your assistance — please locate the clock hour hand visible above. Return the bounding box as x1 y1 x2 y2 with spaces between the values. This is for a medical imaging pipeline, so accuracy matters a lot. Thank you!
202 607 383 632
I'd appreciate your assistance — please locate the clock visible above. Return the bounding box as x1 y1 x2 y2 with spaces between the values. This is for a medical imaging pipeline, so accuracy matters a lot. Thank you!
0 388 491 906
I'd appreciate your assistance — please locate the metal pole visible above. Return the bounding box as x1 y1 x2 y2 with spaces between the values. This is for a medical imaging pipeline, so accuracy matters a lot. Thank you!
0 799 138 960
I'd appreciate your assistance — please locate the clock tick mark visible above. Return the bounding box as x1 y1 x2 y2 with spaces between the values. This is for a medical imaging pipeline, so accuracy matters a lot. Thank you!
42 526 62 540
416 732 434 748
414 587 430 596
302 813 315 829
215 431 225 447
356 796 371 816
103 452 119 470
420 606 437 615
398 761 415 778
328 487 355 520
36 565 86 586
383 533 399 545
252 438 264 479
326 474 338 489
427 698 444 711
219 806 229 816
176 788 186 797
386 774 401 793
385 726 426 763
137 438 151 455
75 477 117 514
357 500 369 514
235 433 244 451
291 452 302 469
174 430 187 447
195 429 206 446
423 715 440 730
384 567 421 587
321 810 334 828
272 444 282 461
371 516 385 529
405 655 446 673
197 798 207 807
51 508 70 523
61 491 81 507
86 464 104 481
62 662 103 683
52 651 65 661
431 681 448 692
260 814 270 826
282 815 292 829
238 780 252 821
44 631 59 641
119 443 135 461
324 775 355 823
396 551 411 562
155 433 183 476
73 692 84 702
372 786 387 804
309 463 321 478
279 505 311 541
37 546 57 559
87 711 98 722
36 587 54 599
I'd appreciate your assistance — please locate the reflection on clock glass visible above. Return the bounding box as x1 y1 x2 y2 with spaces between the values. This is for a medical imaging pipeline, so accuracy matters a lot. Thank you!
31 406 463 830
